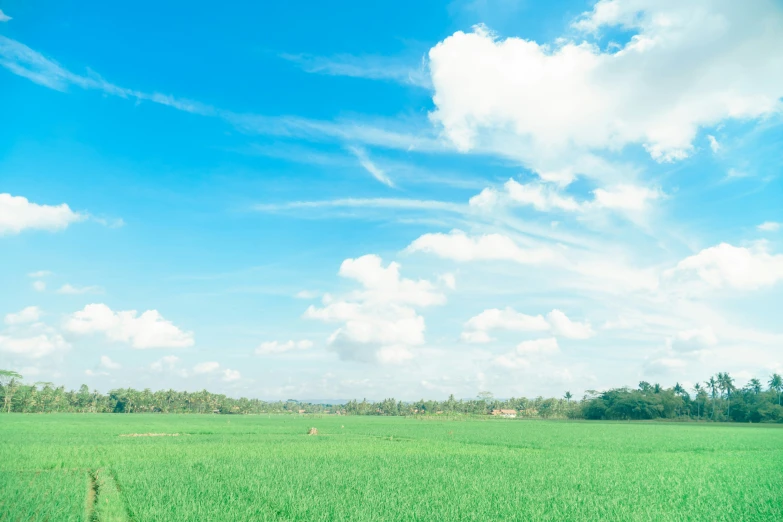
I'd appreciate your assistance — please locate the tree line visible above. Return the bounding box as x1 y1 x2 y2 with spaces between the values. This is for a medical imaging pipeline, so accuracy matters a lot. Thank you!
1 369 782 422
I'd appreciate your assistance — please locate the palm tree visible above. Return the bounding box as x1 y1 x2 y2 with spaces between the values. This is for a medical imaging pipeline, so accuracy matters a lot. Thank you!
769 374 783 406
747 378 762 394
706 376 718 419
717 372 735 419
35 382 54 413
0 370 23 413
564 391 573 404
692 383 703 418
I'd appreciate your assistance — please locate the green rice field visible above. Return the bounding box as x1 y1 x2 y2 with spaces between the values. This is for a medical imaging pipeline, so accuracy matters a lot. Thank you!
1 415 781 521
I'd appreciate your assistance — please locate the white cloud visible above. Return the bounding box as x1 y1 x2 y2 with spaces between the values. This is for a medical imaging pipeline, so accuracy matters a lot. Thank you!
468 187 499 209
463 308 549 343
437 273 457 290
571 258 660 293
669 327 717 353
493 337 559 369
643 324 724 377
0 193 85 235
57 284 103 295
27 270 52 278
64 303 195 349
408 230 659 294
0 333 69 359
493 353 531 369
462 307 593 343
223 369 241 382
304 255 445 363
504 179 581 212
190 362 239 381
100 355 121 369
32 281 46 292
306 300 424 362
18 366 40 377
406 229 553 264
707 135 720 153
460 330 494 344
5 306 42 325
0 10 10 22
295 290 320 299
338 254 446 307
150 356 182 373
726 168 749 179
546 309 595 339
471 179 662 214
428 2 783 181
348 146 394 187
193 361 220 374
758 222 781 232
591 185 662 211
669 242 783 290
644 356 688 375
255 339 313 355
92 216 125 229
516 337 559 354
85 369 108 377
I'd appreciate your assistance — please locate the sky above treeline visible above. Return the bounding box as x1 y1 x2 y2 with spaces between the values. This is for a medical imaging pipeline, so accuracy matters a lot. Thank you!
1 0 782 400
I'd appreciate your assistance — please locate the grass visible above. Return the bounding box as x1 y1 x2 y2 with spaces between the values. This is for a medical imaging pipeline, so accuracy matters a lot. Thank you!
1 415 782 521
0 468 86 522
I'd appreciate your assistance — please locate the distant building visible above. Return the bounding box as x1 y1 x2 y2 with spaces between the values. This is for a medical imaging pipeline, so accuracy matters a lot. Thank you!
491 409 517 418
298 409 306 414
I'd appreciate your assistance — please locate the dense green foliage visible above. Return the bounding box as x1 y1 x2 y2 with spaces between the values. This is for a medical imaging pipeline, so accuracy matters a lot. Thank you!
1 415 781 521
582 374 783 423
1 369 781 423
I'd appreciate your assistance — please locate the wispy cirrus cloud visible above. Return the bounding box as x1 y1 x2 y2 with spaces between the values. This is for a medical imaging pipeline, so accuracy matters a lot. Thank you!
347 146 394 187
225 112 442 152
279 52 431 88
0 36 214 114
56 284 104 295
0 36 442 154
254 197 465 214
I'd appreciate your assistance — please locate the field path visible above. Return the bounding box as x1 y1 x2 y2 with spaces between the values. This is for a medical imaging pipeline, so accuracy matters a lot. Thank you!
87 469 130 522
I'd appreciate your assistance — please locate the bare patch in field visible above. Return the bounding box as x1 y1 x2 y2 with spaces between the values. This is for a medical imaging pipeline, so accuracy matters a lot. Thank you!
119 433 181 437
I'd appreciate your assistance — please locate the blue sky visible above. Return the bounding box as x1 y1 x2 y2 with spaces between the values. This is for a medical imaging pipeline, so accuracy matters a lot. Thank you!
1 0 782 400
